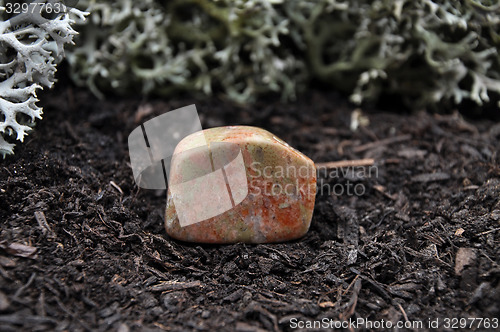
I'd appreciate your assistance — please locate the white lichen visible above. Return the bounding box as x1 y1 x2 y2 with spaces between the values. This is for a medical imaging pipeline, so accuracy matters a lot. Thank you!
68 0 500 111
0 0 88 157
67 0 306 103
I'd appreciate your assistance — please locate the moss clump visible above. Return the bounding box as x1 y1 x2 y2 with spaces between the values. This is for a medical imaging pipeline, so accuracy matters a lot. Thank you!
0 0 87 156
69 0 500 109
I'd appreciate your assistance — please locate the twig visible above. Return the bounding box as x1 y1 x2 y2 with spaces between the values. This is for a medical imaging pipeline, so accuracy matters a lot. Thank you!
109 181 123 195
479 250 499 267
353 134 411 153
13 273 36 299
260 245 294 266
63 121 80 143
315 158 375 169
34 211 55 239
149 280 202 292
53 296 92 331
340 278 362 332
476 227 500 236
350 268 392 302
398 303 409 322
343 275 360 296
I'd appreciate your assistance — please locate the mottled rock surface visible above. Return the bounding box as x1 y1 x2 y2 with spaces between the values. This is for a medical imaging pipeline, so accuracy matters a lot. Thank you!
165 126 316 243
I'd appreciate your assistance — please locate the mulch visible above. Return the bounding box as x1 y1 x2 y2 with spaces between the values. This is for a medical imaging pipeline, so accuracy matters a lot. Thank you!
0 81 499 331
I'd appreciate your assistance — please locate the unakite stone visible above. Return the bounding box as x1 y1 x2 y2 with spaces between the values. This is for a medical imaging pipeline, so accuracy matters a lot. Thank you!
165 126 316 243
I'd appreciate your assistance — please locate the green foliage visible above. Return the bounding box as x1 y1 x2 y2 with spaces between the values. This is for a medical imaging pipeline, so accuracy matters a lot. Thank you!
69 0 500 109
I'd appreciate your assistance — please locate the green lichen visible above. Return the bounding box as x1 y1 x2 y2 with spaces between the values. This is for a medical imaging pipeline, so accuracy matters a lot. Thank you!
69 0 500 110
290 0 500 109
68 0 305 103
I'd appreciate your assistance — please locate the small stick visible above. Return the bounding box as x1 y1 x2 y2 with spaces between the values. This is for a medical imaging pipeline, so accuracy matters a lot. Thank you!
398 303 409 322
110 180 123 195
476 227 500 236
342 274 360 296
315 158 375 169
353 134 411 153
34 211 55 239
149 280 202 292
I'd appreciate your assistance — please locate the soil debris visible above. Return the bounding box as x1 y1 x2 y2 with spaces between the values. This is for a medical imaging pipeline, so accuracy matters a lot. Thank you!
0 85 498 330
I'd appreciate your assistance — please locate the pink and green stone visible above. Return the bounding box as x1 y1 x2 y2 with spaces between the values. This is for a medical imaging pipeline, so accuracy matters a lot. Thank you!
165 126 316 243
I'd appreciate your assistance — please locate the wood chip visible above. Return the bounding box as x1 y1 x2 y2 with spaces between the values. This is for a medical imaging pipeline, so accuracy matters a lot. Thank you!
149 280 202 292
0 290 9 311
0 242 37 259
397 148 427 159
110 181 124 195
353 134 411 153
235 321 268 332
463 185 479 190
134 103 154 124
454 228 465 236
34 211 55 239
315 158 375 169
373 185 397 200
455 248 477 276
0 255 16 267
319 301 335 308
476 227 500 236
411 172 450 183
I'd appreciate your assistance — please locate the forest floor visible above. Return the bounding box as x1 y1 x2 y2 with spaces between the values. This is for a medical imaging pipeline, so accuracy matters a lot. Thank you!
0 81 499 331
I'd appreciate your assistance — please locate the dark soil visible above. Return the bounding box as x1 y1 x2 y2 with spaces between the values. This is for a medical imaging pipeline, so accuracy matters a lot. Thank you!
1 82 499 331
